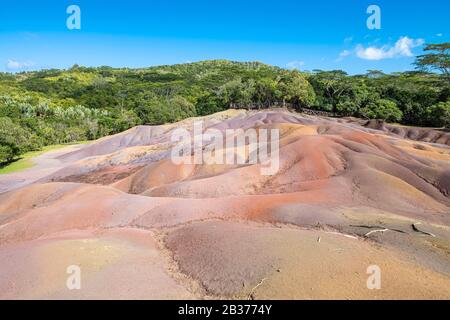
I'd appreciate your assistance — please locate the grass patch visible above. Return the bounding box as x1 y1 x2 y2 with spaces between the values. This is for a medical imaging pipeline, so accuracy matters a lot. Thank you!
0 142 89 175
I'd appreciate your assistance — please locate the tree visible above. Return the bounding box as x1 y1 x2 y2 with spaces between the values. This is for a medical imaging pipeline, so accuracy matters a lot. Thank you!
253 78 279 108
359 99 403 122
196 94 224 116
336 99 359 116
0 117 38 163
426 101 450 128
415 43 450 82
309 70 353 110
217 79 247 108
135 95 196 124
279 70 316 109
168 95 196 122
2 59 450 162
135 96 167 125
366 70 385 79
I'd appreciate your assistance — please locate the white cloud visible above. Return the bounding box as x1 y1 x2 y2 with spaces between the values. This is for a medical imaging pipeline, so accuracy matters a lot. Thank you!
336 50 351 61
355 37 425 61
286 60 305 69
436 33 443 37
6 59 36 71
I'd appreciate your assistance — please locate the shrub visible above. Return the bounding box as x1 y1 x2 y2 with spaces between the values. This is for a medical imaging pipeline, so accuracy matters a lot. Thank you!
360 99 403 122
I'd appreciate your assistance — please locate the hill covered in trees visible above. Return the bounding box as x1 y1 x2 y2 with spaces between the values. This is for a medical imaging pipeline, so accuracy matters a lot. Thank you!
1 59 450 164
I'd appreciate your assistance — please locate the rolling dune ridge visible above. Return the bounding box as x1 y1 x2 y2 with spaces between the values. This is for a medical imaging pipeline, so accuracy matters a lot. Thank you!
1 109 449 299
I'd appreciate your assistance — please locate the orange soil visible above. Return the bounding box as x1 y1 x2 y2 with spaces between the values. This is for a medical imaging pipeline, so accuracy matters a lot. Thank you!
0 110 449 299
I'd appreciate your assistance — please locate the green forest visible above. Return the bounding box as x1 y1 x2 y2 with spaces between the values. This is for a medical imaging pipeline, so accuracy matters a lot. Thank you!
1 43 449 164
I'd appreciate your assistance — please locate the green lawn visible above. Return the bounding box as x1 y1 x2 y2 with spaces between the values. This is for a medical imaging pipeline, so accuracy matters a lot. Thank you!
0 142 89 175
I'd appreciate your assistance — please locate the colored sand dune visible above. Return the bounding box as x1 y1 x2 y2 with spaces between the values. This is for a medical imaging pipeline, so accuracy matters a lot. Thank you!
1 109 449 299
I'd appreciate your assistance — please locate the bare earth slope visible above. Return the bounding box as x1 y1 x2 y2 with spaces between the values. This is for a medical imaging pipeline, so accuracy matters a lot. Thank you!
1 109 449 299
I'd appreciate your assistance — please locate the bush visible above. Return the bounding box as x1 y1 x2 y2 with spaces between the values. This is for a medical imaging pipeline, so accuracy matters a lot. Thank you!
0 117 37 163
360 99 403 122
136 95 196 124
280 71 316 108
426 101 450 128
336 100 359 116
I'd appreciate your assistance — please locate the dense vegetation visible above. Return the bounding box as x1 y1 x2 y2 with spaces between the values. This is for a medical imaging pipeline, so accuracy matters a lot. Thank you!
1 46 450 164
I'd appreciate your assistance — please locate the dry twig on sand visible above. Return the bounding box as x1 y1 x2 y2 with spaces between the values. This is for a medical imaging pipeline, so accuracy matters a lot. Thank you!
248 278 267 300
412 223 436 237
351 225 407 237
364 228 389 236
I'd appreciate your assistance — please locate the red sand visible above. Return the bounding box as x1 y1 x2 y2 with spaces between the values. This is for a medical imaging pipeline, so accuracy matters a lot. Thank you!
0 109 449 299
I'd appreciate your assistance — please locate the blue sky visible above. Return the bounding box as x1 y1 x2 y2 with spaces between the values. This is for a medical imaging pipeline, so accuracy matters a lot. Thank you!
0 0 449 74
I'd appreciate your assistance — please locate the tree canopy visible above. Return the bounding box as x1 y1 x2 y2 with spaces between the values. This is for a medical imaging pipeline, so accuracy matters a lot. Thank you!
1 58 449 164
415 42 450 82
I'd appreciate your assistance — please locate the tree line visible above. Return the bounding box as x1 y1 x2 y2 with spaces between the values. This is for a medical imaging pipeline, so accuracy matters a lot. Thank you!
1 43 449 164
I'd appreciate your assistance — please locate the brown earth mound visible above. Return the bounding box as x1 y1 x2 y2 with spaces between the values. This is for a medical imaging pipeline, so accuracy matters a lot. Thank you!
350 118 450 146
0 109 449 299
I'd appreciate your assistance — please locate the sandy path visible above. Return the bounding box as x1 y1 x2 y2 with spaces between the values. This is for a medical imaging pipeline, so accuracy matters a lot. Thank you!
0 144 87 194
